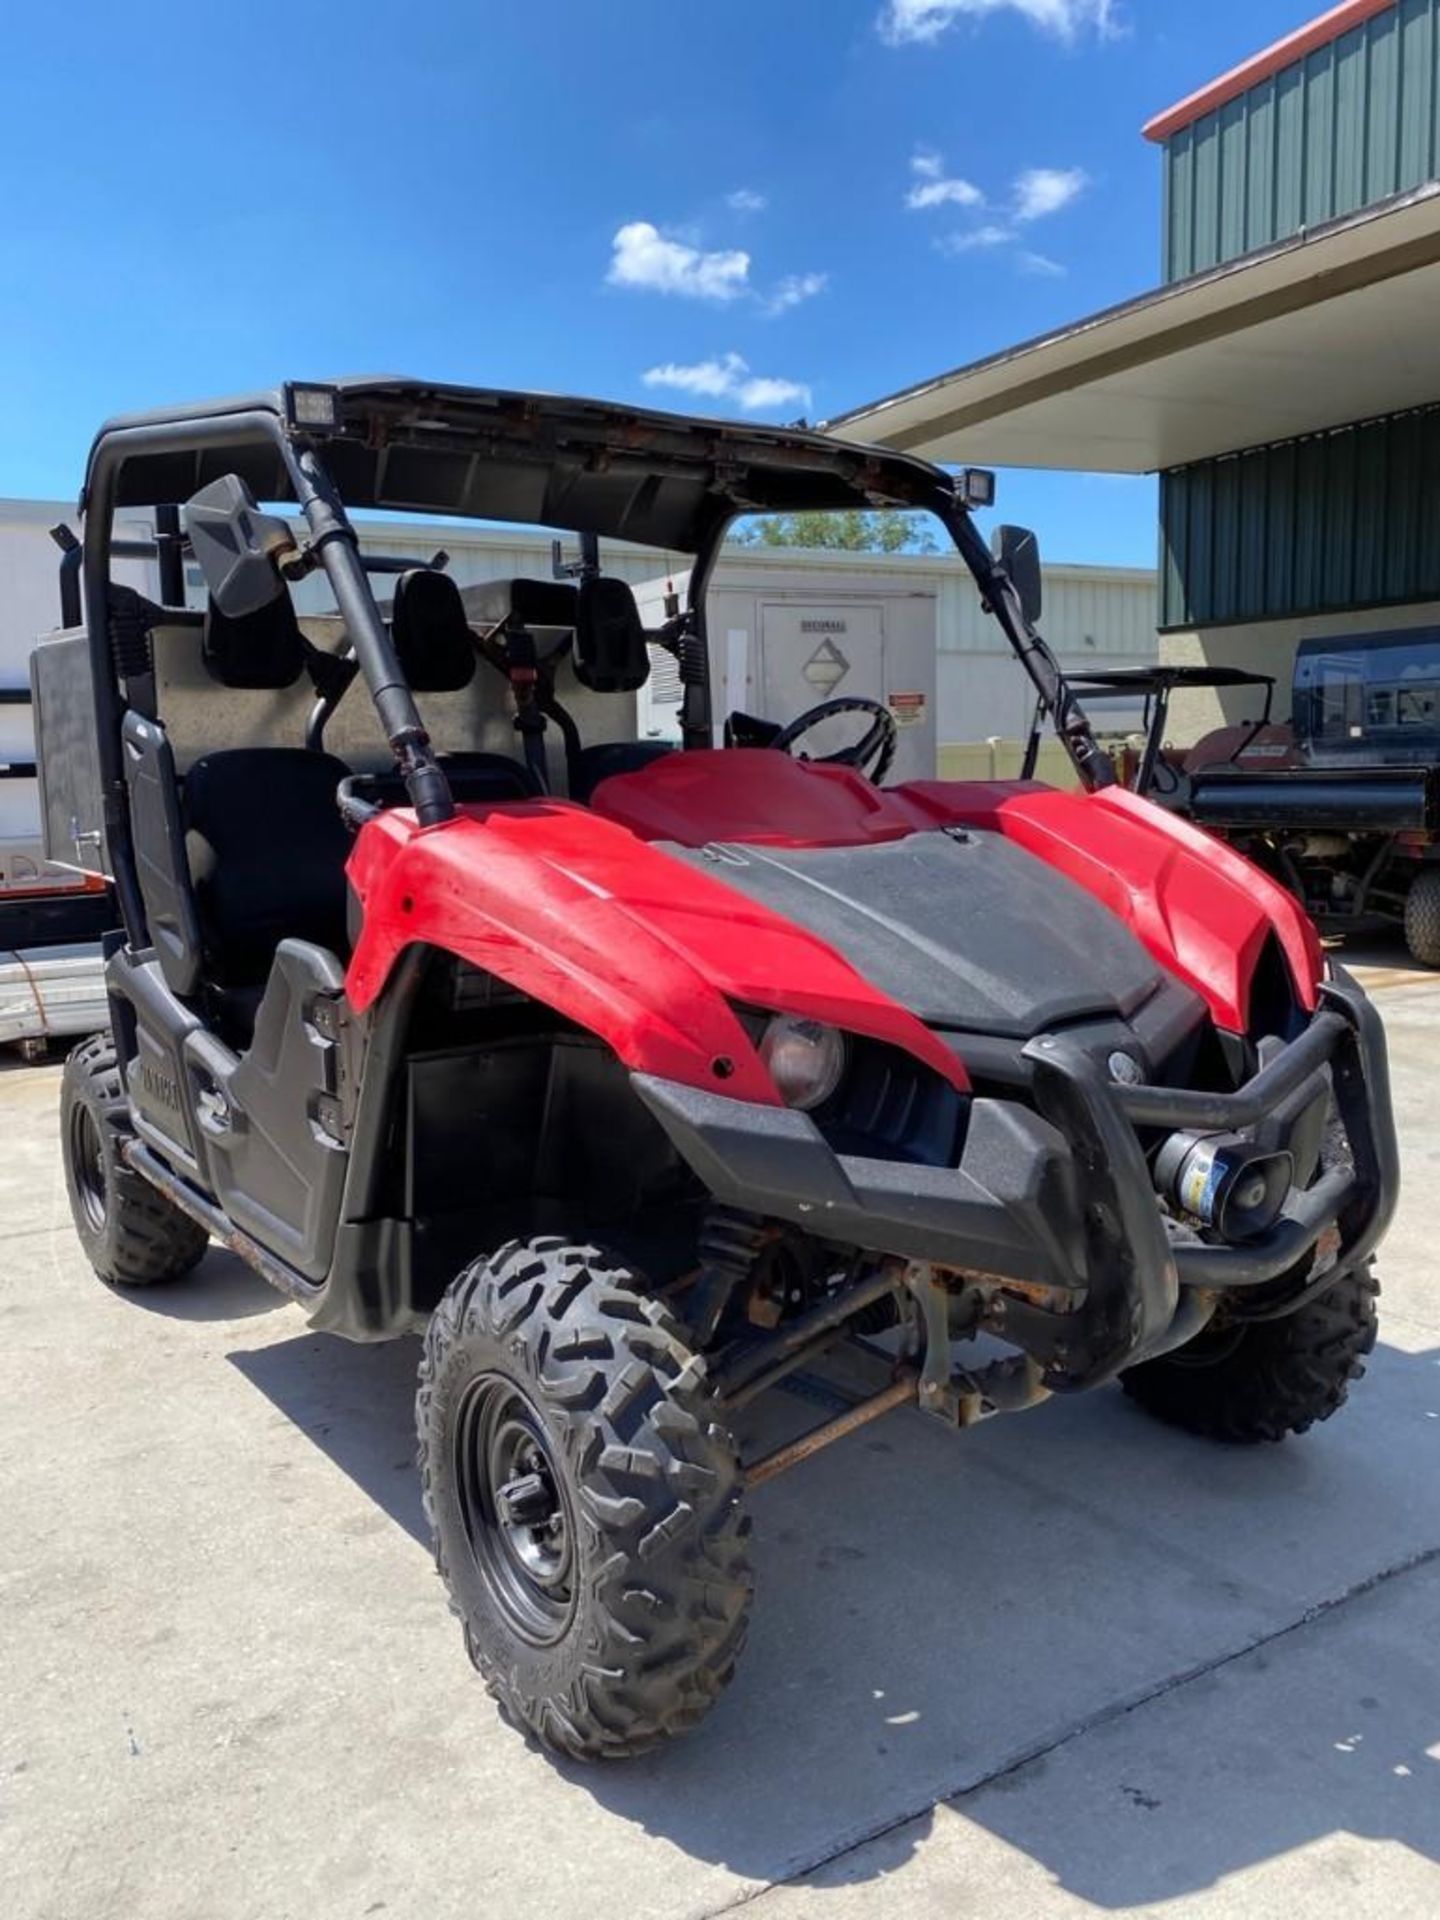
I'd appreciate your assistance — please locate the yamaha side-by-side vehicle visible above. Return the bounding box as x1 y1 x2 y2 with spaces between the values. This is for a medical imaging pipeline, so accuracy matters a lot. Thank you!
36 381 1398 1758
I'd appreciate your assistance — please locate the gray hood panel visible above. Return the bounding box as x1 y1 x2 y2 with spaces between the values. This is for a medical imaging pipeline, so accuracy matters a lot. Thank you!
669 829 1177 1040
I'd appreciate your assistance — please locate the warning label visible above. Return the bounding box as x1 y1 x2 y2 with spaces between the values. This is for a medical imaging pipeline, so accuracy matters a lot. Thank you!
887 691 928 728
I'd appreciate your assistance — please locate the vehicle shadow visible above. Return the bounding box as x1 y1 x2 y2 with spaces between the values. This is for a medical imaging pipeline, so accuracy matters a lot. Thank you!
226 1319 1440 1902
0 1050 52 1076
124 1246 291 1322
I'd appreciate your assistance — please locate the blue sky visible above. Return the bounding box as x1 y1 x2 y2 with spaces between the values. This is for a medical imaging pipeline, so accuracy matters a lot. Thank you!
0 0 1320 565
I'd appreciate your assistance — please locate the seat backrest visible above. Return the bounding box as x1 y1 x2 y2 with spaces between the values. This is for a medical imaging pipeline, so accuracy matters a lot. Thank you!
184 748 352 987
569 740 674 803
463 576 578 639
440 751 543 802
391 570 477 692
202 594 306 691
574 577 650 693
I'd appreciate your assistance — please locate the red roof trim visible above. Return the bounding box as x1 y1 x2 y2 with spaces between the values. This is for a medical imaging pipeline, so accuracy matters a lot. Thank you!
1143 0 1397 143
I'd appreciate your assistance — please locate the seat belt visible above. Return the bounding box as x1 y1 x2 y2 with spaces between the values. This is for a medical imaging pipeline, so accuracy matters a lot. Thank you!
473 620 551 794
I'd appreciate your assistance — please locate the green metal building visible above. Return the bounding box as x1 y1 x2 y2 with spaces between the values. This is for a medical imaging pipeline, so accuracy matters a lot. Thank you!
1161 0 1440 282
833 0 1440 733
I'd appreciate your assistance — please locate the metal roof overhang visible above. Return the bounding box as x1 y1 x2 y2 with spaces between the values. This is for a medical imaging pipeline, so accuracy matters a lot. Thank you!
827 183 1440 473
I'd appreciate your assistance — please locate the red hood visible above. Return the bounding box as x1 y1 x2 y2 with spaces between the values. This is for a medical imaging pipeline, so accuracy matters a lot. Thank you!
895 780 1322 1030
345 757 1321 1108
590 750 1321 1033
344 800 971 1105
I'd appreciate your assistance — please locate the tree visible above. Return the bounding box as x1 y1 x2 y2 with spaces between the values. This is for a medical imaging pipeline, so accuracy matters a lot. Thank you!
728 509 938 555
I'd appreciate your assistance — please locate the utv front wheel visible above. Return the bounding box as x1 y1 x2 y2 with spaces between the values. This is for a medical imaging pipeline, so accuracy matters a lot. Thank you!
1121 1263 1379 1443
60 1034 209 1286
418 1238 753 1759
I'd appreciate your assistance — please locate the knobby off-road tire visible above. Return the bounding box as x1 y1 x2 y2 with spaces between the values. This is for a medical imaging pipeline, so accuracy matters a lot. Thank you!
1403 870 1440 967
417 1238 753 1759
1121 1262 1379 1443
60 1033 209 1286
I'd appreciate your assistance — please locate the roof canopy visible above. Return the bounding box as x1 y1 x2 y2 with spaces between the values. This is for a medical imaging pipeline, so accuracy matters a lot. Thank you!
827 183 1440 474
89 379 945 554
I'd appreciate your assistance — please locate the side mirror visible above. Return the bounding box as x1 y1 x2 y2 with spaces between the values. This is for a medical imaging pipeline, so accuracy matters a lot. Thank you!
992 524 1043 626
185 474 297 618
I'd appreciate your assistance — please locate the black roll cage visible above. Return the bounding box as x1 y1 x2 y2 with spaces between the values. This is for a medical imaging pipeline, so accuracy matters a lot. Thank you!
1024 664 1277 792
76 381 1110 959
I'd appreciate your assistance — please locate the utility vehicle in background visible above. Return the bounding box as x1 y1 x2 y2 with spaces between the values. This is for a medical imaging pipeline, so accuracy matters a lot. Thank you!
38 381 1398 1758
1064 640 1440 965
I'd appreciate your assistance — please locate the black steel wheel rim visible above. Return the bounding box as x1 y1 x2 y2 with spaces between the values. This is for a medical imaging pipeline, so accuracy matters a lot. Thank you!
70 1103 109 1235
453 1374 578 1646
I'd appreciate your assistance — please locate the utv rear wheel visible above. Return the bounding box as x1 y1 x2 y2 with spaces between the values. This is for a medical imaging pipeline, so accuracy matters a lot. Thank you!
1121 1263 1378 1443
60 1034 209 1286
418 1238 753 1759
1403 871 1440 967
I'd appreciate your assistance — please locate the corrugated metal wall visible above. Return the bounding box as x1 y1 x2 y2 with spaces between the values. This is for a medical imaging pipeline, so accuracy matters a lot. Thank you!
1160 400 1440 627
1163 0 1440 280
294 523 1157 662
6 498 1155 670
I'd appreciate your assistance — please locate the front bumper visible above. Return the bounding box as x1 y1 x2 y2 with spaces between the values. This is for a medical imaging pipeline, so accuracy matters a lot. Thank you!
633 967 1398 1391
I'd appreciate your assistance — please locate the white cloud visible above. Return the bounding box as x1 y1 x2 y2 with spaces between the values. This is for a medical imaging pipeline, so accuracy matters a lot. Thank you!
642 352 811 415
908 152 1085 271
607 219 826 316
880 0 1117 44
906 151 984 211
642 355 744 399
908 178 985 210
726 188 768 213
1013 165 1088 221
608 222 751 300
935 224 1013 255
766 270 829 314
609 216 827 319
737 374 813 411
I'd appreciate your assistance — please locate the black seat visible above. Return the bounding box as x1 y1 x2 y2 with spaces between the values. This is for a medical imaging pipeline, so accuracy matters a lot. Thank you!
391 570 477 692
462 576 578 641
574 577 651 693
440 751 543 802
202 595 306 690
350 752 540 813
184 749 353 989
568 740 675 802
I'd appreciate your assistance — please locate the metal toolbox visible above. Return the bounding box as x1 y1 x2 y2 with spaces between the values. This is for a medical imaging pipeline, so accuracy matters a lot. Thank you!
30 630 108 880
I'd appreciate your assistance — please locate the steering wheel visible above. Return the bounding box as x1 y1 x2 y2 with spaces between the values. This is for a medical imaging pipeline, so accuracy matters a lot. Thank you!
769 697 898 784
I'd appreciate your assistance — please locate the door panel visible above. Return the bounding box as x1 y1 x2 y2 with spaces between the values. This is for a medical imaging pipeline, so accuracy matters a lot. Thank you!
759 602 886 762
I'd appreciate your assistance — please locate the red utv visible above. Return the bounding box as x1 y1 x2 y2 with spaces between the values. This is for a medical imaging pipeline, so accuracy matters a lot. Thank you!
37 382 1398 1758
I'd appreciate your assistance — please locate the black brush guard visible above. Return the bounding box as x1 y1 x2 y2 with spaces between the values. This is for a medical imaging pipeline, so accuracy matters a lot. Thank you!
634 966 1398 1394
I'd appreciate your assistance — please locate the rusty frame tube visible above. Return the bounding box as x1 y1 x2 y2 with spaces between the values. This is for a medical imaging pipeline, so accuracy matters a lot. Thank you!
745 1372 919 1488
123 1140 319 1307
711 1265 904 1406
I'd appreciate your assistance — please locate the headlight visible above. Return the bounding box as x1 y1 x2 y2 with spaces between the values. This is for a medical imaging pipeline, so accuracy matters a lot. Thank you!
759 1015 846 1111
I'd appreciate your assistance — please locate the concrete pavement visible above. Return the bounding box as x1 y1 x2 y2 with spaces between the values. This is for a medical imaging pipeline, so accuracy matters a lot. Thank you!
1 942 1438 1920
